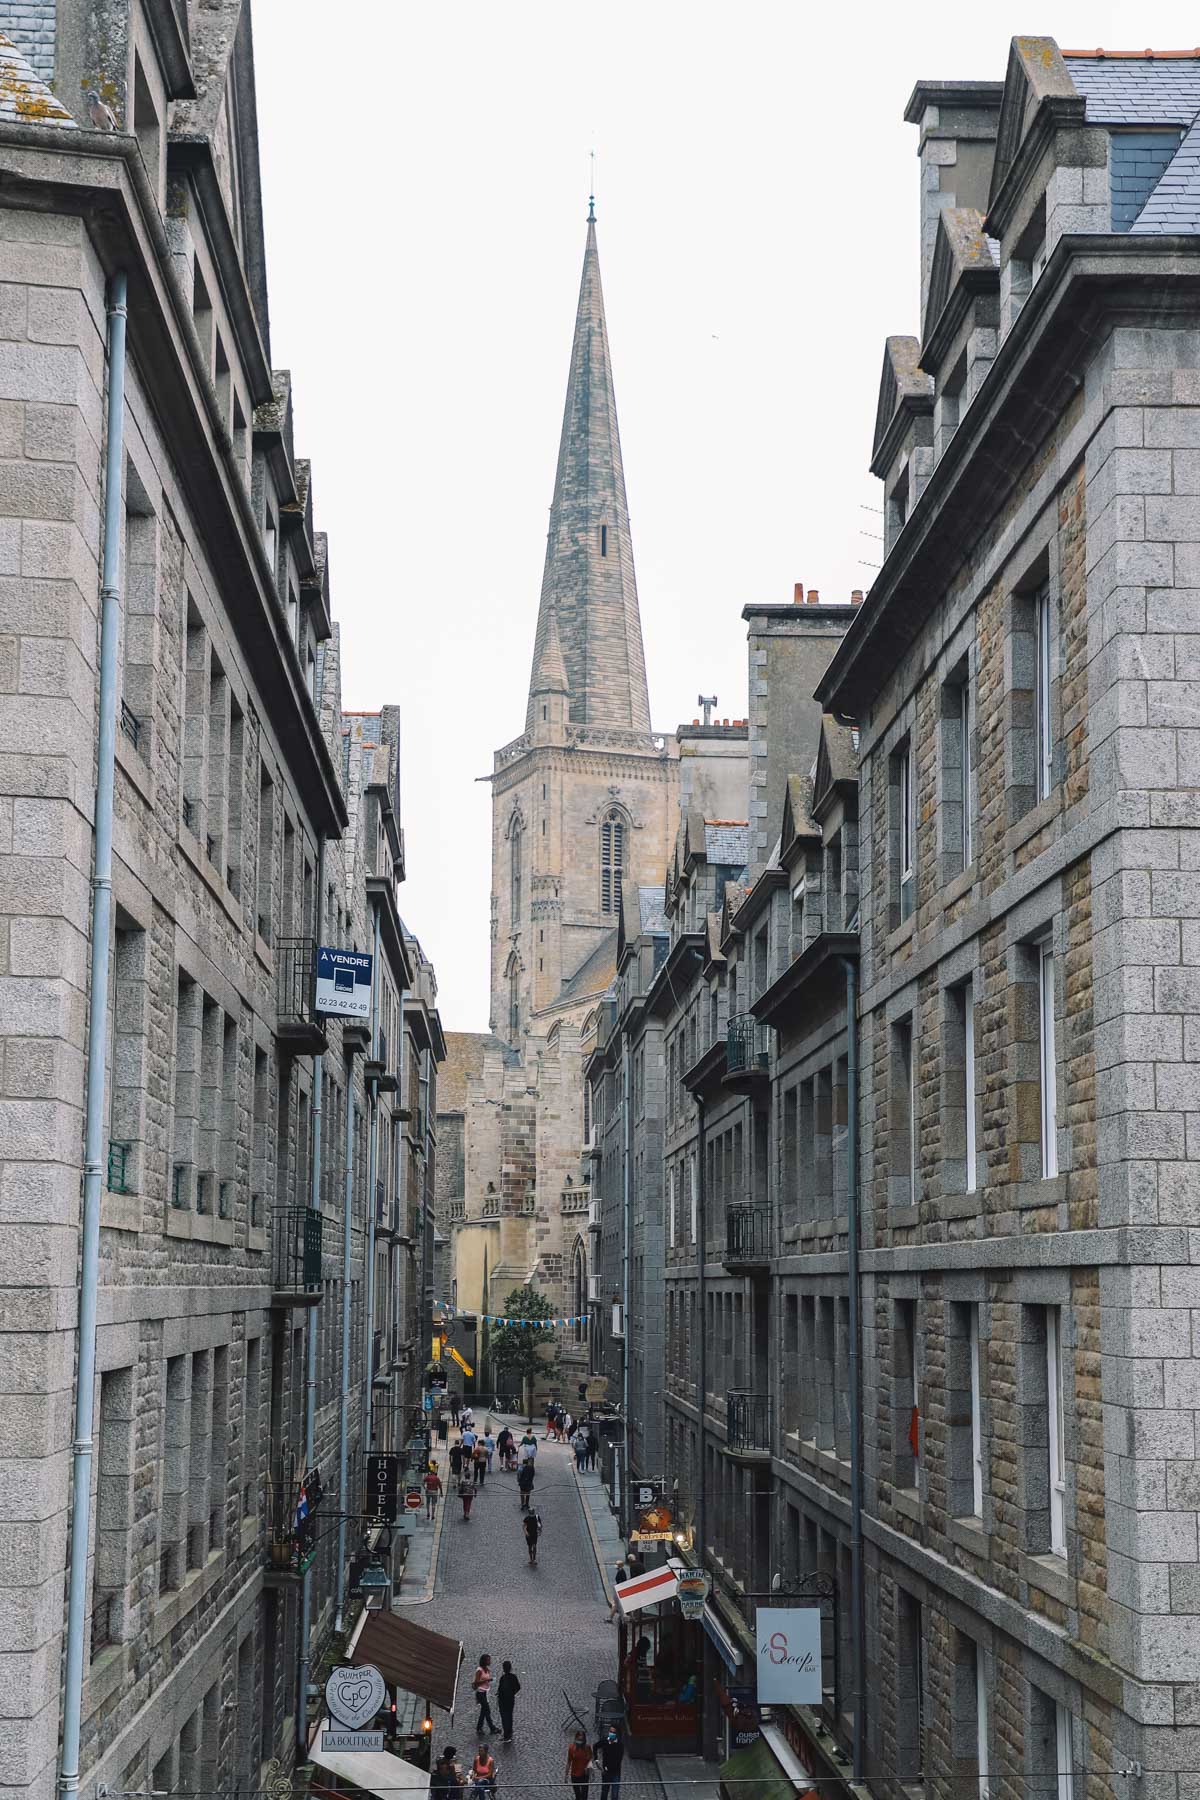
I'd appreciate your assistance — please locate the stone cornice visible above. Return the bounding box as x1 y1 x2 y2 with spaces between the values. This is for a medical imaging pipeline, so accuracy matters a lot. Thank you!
818 236 1200 720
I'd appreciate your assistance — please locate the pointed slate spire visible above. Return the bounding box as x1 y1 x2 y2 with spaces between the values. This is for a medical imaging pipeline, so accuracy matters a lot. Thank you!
525 212 652 734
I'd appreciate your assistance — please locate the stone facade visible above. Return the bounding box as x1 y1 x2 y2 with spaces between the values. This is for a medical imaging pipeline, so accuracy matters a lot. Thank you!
0 9 441 1800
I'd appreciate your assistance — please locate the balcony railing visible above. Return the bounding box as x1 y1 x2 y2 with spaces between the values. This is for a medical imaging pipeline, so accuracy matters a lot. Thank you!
482 1192 501 1217
726 1014 770 1079
725 1390 772 1459
561 1188 589 1214
725 1202 772 1268
448 1198 465 1221
271 1204 322 1304
275 937 325 1052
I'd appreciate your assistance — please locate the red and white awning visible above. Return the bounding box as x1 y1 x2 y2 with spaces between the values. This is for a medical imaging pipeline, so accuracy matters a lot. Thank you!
615 1564 679 1616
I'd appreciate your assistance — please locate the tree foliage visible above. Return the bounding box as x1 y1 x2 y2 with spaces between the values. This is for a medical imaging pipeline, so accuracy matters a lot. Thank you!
487 1285 559 1386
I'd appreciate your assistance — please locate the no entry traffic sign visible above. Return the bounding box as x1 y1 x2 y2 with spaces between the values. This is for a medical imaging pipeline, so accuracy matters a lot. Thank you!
405 1490 422 1512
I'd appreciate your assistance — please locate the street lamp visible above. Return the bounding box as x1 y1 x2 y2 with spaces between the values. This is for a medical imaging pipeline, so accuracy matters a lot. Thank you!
358 1565 391 1612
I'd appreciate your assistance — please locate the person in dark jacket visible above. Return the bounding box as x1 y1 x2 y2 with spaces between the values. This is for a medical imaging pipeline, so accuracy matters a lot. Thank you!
592 1727 624 1800
496 1660 521 1741
517 1459 535 1510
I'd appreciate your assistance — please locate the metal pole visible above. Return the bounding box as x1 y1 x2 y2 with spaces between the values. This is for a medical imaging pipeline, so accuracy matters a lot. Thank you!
335 1044 357 1634
620 1033 631 1535
297 838 326 1748
363 901 382 1455
695 1094 707 1566
842 957 865 1782
58 269 127 1800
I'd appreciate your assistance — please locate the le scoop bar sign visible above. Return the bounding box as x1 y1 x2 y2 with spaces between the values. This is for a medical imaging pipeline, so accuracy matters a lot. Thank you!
755 1608 822 1705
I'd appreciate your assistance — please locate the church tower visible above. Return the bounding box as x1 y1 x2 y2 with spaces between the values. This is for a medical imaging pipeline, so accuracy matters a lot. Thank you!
489 208 677 1044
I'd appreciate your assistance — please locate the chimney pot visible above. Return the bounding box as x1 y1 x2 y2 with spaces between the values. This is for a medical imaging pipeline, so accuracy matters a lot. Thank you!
692 718 700 726
793 583 804 605
807 588 820 605
851 589 864 606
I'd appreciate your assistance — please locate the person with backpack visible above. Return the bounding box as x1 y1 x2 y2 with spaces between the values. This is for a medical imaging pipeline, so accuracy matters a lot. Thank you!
472 1654 498 1735
459 1474 475 1520
522 1509 542 1566
424 1463 443 1521
496 1661 521 1742
517 1458 535 1511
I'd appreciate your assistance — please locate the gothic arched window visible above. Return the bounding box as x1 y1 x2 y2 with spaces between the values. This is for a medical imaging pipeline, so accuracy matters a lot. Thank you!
572 1241 587 1343
509 962 520 1039
510 815 523 923
600 809 625 915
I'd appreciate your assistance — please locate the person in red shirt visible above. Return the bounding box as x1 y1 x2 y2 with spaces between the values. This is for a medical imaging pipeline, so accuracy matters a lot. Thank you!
424 1465 443 1520
565 1729 592 1800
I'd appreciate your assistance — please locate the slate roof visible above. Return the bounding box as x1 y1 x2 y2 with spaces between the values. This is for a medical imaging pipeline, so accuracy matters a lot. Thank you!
704 821 749 865
638 887 667 934
1132 115 1200 232
557 930 619 1005
1063 55 1200 125
0 33 76 127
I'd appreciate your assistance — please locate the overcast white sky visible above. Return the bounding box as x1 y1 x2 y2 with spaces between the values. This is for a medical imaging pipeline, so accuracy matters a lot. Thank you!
254 0 1190 1031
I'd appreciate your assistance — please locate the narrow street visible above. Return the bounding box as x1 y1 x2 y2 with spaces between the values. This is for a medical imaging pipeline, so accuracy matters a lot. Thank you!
417 1423 660 1799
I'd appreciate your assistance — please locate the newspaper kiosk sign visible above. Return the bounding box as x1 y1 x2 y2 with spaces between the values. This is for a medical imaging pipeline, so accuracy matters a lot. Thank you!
315 946 373 1019
755 1607 822 1705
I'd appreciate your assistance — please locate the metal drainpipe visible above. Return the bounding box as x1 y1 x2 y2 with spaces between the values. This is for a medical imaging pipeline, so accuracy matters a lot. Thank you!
58 270 128 1800
621 1032 632 1535
695 1093 707 1565
842 956 865 1781
297 836 326 1749
363 900 382 1457
334 1034 358 1635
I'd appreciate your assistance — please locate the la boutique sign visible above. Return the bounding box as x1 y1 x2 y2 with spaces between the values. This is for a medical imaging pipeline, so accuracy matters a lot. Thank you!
754 1608 822 1706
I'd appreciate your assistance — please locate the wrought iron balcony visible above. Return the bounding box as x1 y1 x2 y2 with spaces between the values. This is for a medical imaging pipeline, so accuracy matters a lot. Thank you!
275 936 325 1053
270 1204 322 1307
725 1014 770 1086
725 1390 772 1462
724 1202 772 1270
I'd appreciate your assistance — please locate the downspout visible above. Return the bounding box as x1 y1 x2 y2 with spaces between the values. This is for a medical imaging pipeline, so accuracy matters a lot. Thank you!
297 837 326 1749
363 900 382 1456
335 1035 358 1635
58 270 128 1800
842 956 865 1782
695 1093 707 1567
621 1033 632 1534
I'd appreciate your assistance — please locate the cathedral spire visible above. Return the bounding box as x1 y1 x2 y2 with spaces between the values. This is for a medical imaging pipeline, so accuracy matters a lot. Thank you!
524 214 652 735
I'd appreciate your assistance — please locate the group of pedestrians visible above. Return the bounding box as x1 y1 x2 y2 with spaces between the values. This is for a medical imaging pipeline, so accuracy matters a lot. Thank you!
566 1727 625 1800
473 1652 523 1740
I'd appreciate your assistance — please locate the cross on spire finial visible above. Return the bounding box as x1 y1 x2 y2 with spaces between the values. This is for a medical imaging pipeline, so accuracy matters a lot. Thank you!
588 148 596 222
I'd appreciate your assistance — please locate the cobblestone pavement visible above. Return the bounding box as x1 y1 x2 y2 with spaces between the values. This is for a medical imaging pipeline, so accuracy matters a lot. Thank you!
420 1425 662 1800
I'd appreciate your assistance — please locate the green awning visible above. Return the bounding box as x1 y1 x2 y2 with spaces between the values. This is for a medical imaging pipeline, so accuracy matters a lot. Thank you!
719 1735 801 1800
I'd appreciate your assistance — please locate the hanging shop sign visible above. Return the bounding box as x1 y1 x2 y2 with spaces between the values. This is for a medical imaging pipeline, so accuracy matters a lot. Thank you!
676 1569 711 1620
631 1498 674 1543
326 1664 386 1736
365 1453 399 1524
754 1607 823 1706
315 946 373 1019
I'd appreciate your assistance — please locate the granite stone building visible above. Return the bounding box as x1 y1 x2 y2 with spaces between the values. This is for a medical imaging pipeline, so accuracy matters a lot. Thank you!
440 210 679 1394
811 36 1200 1794
0 9 441 1800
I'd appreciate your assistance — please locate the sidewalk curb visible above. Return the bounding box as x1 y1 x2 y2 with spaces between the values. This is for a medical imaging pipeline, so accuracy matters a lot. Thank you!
573 1463 618 1603
395 1444 448 1607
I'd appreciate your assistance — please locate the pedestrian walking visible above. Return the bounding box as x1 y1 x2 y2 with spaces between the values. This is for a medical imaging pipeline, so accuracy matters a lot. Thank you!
608 1563 628 1624
473 1654 498 1735
484 1429 496 1472
462 1423 477 1453
459 1476 475 1520
450 1439 464 1479
522 1509 541 1566
462 1406 475 1432
592 1728 624 1800
574 1432 587 1474
496 1426 513 1470
424 1465 443 1521
496 1661 521 1742
517 1460 535 1511
585 1429 598 1472
518 1429 537 1463
564 1411 574 1440
450 1392 461 1426
473 1440 488 1487
566 1730 593 1800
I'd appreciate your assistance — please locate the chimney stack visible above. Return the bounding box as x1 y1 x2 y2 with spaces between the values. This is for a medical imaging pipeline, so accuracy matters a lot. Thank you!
904 79 1003 328
793 582 804 605
851 589 864 606
807 589 820 605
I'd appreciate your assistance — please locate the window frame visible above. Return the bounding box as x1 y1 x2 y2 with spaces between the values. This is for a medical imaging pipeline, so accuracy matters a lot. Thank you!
964 983 977 1194
969 1302 983 1519
1039 940 1058 1178
1035 584 1054 801
1054 1702 1073 1800
975 1644 990 1800
1047 1305 1067 1556
958 674 973 867
899 739 915 916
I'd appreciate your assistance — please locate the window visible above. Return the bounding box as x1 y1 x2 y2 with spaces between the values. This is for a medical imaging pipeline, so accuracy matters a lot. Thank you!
690 1155 698 1242
896 1590 925 1782
601 523 608 556
600 809 625 914
92 1367 133 1658
1055 1703 1073 1800
970 1303 984 1518
668 1167 676 1247
508 958 520 1040
974 1642 989 1800
963 984 977 1193
894 1297 919 1489
893 738 915 922
891 1017 917 1206
1039 940 1057 1177
510 815 523 922
1047 1305 1067 1555
1031 1689 1073 1800
1035 584 1054 800
572 1245 586 1343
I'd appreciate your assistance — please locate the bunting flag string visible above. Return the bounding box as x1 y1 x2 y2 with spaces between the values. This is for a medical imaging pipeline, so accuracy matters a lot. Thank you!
433 1299 587 1329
